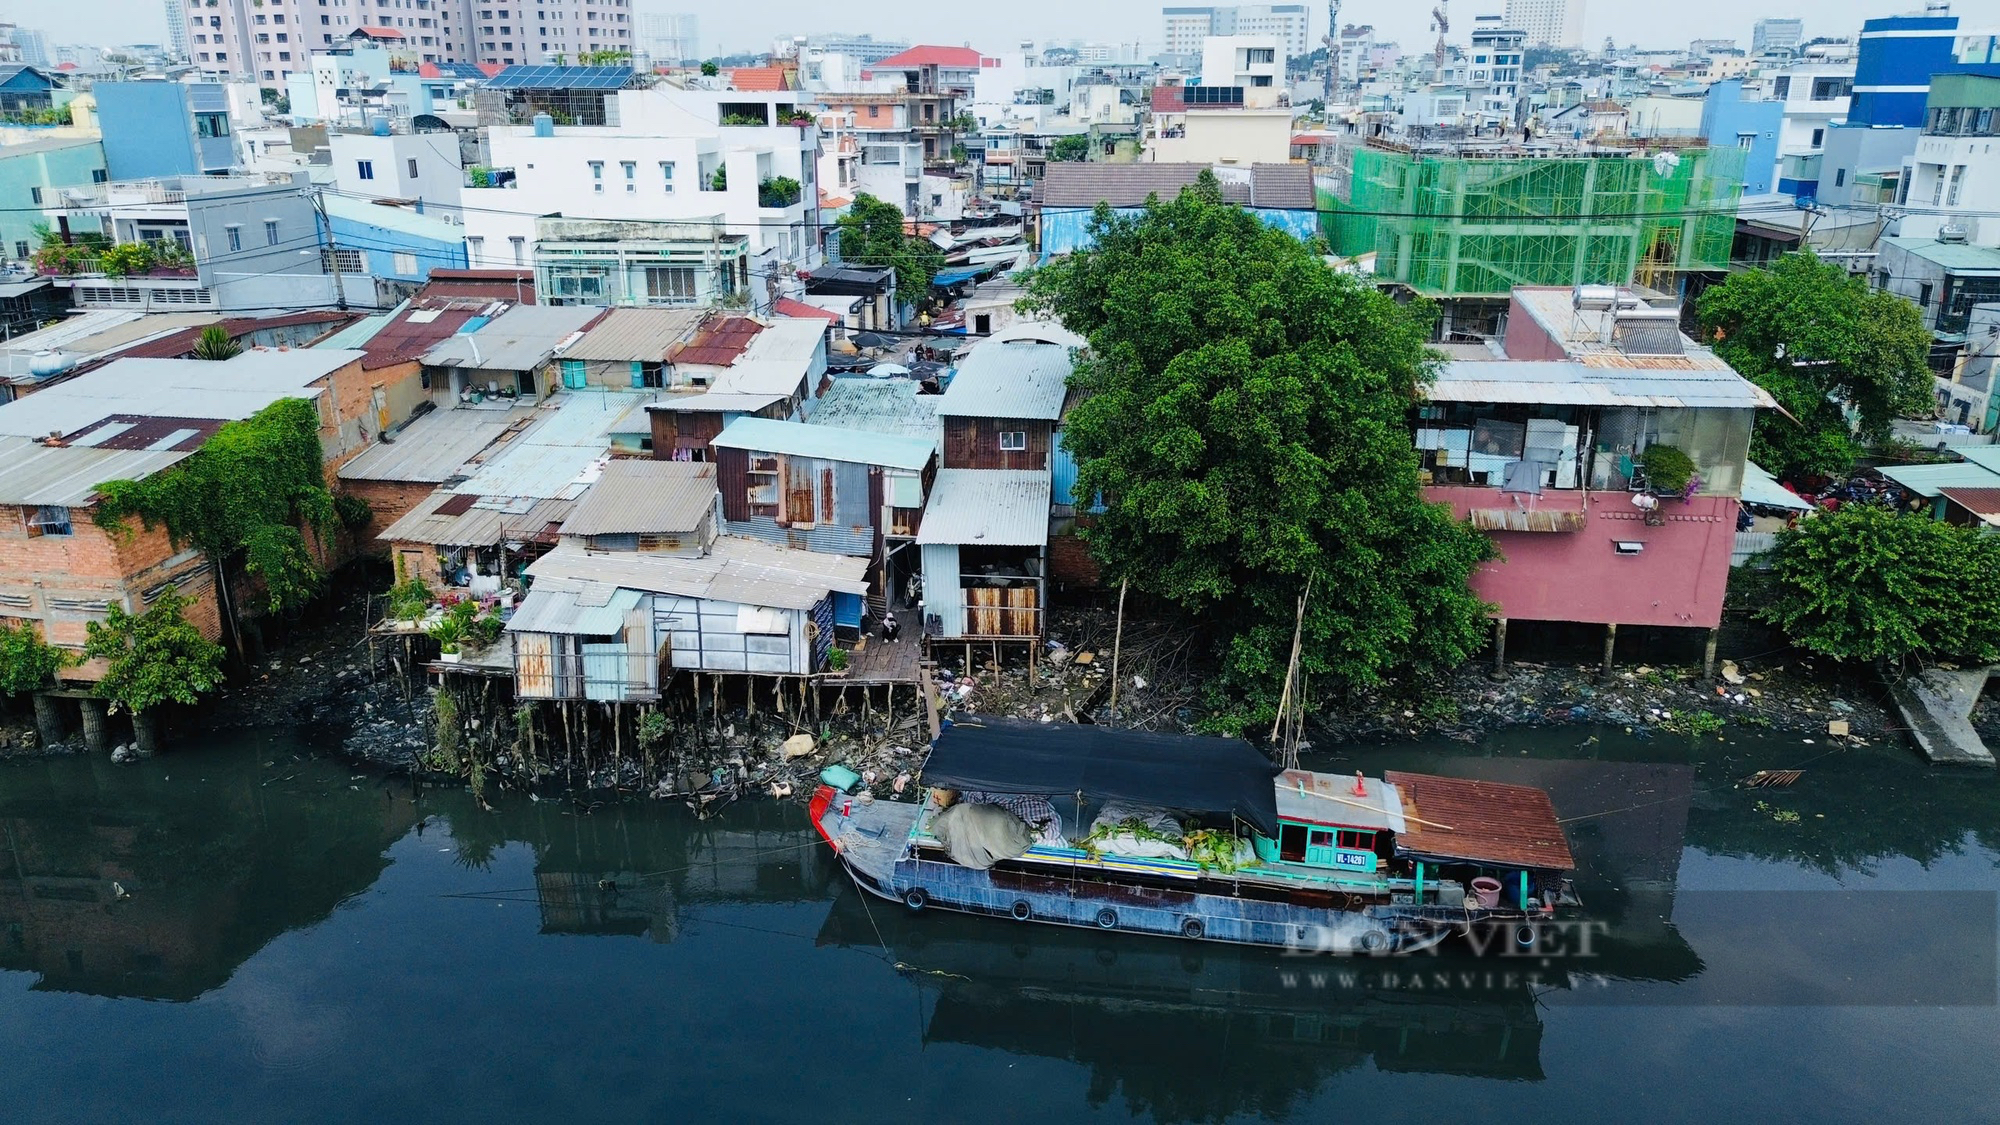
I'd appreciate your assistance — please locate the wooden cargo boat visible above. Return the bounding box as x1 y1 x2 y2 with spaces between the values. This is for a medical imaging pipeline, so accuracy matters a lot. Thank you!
812 719 1577 954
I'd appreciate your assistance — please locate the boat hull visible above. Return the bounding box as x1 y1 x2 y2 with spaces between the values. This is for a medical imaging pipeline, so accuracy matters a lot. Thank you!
813 790 1460 955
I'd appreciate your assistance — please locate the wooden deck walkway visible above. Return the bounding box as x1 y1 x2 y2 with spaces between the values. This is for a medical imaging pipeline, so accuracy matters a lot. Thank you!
823 637 927 685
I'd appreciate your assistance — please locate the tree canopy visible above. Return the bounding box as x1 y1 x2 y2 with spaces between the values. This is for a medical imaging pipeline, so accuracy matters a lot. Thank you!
1023 176 1495 725
1696 253 1931 479
95 397 335 623
1050 135 1091 162
834 193 945 299
0 622 71 696
83 588 227 714
1754 505 2000 667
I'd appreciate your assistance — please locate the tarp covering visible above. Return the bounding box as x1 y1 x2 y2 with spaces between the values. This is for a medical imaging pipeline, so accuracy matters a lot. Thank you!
922 720 1283 836
930 801 1036 870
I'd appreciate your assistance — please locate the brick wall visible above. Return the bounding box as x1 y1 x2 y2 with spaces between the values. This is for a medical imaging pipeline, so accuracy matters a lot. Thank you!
343 479 439 554
1047 527 1102 588
0 503 223 683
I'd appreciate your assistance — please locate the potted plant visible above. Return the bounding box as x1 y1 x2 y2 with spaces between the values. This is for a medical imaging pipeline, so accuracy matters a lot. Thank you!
427 607 467 661
1640 444 1698 498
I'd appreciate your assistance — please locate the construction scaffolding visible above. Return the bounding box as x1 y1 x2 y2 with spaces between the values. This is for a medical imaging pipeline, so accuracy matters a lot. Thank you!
1327 146 1747 297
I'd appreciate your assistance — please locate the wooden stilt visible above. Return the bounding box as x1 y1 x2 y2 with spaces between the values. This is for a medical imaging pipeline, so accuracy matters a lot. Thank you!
1491 617 1509 680
1702 627 1720 679
1600 623 1618 681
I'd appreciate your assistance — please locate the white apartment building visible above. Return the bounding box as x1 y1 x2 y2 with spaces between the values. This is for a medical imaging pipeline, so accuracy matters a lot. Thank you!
1468 17 1526 123
1767 62 1855 185
1503 0 1585 50
813 95 923 215
177 0 631 89
635 13 697 67
1752 19 1804 58
182 0 463 88
478 0 633 67
460 89 820 310
1201 36 1284 108
1161 5 1309 61
163 0 192 61
330 130 465 217
1899 76 2000 246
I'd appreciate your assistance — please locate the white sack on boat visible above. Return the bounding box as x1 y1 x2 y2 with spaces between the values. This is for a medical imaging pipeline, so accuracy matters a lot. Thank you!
1085 802 1189 860
931 801 1035 870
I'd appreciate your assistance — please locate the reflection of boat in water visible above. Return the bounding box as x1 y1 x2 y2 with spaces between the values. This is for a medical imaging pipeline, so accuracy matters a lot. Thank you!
814 720 1579 954
817 892 1551 1110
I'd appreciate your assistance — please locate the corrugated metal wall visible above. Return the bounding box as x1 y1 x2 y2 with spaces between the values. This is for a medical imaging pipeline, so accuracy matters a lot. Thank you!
920 543 963 638
716 445 751 520
723 514 873 558
1051 441 1082 508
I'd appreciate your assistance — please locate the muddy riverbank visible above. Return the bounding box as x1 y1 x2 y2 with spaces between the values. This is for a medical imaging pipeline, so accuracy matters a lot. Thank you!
0 579 1916 786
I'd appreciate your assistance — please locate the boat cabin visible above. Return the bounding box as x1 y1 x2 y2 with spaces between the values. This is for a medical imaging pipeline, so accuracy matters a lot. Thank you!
1258 769 1405 875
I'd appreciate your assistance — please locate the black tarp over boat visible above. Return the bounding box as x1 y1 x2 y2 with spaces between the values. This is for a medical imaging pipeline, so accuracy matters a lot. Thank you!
920 719 1284 836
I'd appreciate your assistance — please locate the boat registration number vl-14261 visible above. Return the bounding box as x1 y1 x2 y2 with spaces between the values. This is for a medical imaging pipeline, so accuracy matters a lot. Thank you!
1332 849 1377 872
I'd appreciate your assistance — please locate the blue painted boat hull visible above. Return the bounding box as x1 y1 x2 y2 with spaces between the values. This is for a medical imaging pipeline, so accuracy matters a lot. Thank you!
815 793 1462 955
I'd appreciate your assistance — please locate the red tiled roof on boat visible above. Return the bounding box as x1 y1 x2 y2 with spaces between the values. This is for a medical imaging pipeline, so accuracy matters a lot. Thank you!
669 316 764 367
1384 771 1576 871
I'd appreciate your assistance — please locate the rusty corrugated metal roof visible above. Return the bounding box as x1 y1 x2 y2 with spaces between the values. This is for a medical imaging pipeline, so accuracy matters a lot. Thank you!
1385 770 1576 871
670 316 764 367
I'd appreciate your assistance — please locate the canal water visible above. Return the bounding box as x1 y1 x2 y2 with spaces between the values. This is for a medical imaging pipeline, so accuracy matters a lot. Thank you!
2 725 1996 1123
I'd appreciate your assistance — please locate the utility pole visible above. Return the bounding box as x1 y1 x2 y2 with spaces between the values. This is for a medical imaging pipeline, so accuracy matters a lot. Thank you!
310 187 350 310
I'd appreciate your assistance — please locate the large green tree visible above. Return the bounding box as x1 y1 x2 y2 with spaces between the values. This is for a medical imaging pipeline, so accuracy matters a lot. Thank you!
1755 505 2000 667
1050 135 1091 162
1024 176 1495 725
834 193 945 299
1696 252 1932 479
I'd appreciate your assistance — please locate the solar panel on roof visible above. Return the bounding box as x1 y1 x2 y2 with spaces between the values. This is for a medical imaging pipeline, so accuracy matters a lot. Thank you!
485 65 632 90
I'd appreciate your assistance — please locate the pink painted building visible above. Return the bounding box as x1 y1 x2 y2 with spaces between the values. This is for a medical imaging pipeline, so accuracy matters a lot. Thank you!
1416 286 1775 635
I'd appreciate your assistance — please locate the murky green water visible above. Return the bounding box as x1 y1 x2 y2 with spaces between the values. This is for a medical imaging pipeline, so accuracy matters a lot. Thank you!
2 725 1996 1123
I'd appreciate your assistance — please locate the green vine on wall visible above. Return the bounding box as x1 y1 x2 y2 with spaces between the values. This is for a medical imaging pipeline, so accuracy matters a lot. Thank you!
93 398 335 625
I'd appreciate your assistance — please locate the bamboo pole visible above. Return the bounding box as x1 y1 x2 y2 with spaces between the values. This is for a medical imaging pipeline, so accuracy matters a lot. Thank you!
1108 577 1129 723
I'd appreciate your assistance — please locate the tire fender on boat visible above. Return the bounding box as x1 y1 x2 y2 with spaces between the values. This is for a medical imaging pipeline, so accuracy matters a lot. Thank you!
1095 908 1117 930
1180 917 1204 940
1010 899 1033 921
1359 929 1391 954
903 888 928 911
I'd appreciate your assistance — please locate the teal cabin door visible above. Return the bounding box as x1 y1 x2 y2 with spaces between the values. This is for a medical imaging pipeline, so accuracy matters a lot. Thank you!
1305 828 1337 867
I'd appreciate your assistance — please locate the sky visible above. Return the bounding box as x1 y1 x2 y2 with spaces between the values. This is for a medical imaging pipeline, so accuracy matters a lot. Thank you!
34 0 1922 58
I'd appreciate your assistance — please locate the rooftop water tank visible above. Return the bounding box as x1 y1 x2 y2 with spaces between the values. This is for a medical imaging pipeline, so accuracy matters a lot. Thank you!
532 113 555 137
370 116 391 136
28 350 75 379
